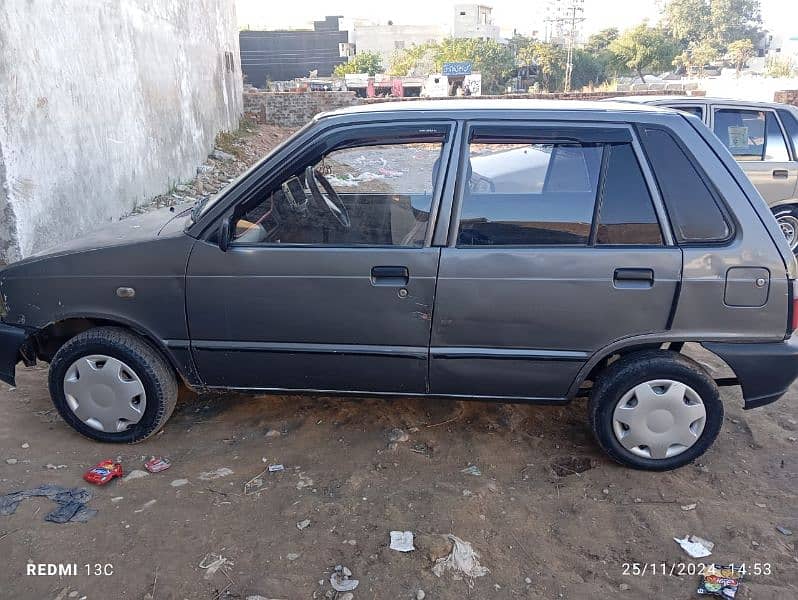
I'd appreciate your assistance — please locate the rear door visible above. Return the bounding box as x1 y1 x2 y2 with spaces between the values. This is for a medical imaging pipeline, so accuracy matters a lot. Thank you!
429 121 681 400
710 105 798 204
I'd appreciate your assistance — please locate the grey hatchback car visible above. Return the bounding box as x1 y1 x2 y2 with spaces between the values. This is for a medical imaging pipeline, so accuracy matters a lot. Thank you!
2 100 798 470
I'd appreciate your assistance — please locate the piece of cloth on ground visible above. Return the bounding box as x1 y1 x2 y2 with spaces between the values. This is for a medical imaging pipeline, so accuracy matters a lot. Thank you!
0 484 97 523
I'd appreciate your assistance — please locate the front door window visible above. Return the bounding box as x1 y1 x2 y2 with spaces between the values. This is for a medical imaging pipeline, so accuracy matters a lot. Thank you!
233 133 446 247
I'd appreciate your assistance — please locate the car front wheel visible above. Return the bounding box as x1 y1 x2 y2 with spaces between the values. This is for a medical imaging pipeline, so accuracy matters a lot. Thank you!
48 327 178 443
588 350 723 471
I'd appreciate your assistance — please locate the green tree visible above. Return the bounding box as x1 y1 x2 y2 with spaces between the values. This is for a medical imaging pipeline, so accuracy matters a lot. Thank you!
388 42 437 76
389 38 515 94
663 0 762 50
518 41 566 92
585 28 619 54
709 0 762 49
609 24 679 82
333 51 384 76
434 38 516 94
663 0 711 46
727 38 755 76
689 41 720 76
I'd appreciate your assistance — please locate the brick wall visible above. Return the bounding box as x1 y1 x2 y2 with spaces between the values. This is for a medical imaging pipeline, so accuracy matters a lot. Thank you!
774 90 798 106
243 90 359 126
243 89 686 126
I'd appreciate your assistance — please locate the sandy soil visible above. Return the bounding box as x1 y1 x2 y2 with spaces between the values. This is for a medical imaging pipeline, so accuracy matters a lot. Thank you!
0 346 796 600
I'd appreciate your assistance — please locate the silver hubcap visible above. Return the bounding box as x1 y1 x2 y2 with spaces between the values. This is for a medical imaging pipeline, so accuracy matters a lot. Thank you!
612 379 706 460
777 214 798 251
63 355 146 433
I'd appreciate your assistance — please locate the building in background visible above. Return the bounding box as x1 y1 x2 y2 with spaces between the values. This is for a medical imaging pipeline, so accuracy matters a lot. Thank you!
0 0 242 263
239 16 348 87
453 4 500 40
350 20 445 67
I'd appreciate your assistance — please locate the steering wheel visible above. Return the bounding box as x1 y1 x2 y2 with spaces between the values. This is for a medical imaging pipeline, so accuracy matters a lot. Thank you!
305 166 351 230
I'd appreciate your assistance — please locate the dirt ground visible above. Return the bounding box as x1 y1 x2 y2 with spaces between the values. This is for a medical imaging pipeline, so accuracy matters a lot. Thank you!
0 346 796 600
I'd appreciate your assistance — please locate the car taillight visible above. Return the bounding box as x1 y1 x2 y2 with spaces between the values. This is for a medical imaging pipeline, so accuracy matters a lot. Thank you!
791 280 798 335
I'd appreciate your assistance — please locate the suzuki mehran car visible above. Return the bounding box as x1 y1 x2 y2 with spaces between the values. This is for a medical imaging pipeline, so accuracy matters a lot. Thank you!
1 100 797 471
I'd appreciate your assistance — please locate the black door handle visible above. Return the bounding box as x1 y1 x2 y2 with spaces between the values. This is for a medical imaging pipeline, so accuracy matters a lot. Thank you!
614 268 654 288
371 266 409 286
773 169 789 179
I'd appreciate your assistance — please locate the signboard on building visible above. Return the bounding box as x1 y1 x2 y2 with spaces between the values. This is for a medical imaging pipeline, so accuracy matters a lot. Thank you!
442 61 473 76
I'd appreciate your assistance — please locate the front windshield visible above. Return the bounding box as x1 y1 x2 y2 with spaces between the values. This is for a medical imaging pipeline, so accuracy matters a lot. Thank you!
191 121 315 223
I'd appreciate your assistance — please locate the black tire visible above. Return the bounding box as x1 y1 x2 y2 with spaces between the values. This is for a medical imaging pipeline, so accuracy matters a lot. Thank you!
48 327 178 443
772 205 798 255
588 350 723 471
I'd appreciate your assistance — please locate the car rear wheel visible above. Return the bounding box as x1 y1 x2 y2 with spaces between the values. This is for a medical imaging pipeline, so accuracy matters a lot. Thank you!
773 206 798 253
48 327 178 443
588 350 723 470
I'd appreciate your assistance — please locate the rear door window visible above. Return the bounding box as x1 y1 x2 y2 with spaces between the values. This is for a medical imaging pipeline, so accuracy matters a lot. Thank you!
459 141 602 245
713 108 790 162
638 126 732 243
596 143 663 245
456 126 664 247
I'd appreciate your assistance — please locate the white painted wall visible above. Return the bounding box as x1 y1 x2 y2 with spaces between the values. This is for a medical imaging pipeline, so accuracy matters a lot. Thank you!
351 23 446 67
0 0 243 262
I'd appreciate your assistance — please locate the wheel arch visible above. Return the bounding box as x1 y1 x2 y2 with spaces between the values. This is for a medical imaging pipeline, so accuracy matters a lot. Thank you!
769 199 798 212
569 336 736 399
31 314 200 388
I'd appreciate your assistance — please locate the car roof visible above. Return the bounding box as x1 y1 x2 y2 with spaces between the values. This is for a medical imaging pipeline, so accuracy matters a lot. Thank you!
318 98 672 119
609 95 789 109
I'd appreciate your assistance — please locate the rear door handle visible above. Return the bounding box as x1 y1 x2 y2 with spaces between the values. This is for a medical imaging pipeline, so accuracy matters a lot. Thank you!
773 169 789 179
371 266 409 286
614 268 654 288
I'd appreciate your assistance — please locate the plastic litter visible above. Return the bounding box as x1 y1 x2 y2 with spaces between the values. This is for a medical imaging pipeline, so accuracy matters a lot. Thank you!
84 460 123 485
432 534 489 585
388 428 409 443
776 525 793 536
696 564 745 598
461 465 481 476
268 464 284 472
674 535 714 558
330 565 359 592
199 467 234 481
0 484 97 523
296 519 311 530
144 457 171 473
199 553 233 580
389 530 415 552
122 469 148 482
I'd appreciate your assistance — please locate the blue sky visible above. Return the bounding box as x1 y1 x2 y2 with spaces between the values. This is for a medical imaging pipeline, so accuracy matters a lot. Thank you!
236 0 797 37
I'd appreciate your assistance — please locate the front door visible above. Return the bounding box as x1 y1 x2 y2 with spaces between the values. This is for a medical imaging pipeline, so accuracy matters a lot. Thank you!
429 122 682 399
710 105 798 204
186 122 455 393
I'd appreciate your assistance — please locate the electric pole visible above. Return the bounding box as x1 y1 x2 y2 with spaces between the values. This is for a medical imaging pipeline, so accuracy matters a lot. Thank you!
544 0 586 92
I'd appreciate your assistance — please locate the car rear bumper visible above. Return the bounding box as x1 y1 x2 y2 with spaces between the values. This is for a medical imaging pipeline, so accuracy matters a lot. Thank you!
702 334 798 409
0 322 30 386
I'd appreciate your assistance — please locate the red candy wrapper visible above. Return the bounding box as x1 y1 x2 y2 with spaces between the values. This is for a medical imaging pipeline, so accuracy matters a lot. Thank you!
144 457 171 473
83 460 123 485
697 564 745 598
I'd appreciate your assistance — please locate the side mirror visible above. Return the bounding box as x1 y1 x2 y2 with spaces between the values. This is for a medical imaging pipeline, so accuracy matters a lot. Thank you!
218 218 232 252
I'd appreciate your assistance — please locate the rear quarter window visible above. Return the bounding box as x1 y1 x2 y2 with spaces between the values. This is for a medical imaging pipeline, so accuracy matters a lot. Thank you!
637 126 732 244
